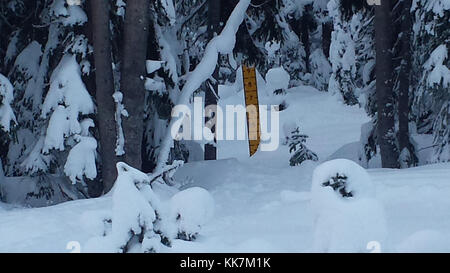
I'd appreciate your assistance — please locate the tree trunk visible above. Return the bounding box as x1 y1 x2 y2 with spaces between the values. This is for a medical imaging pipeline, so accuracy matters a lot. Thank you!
322 21 332 59
204 0 221 160
89 0 118 193
398 0 412 155
121 0 151 169
375 0 399 168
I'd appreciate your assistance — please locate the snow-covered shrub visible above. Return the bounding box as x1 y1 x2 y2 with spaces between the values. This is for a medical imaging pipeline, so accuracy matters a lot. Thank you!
266 67 290 95
169 187 215 241
104 162 173 253
0 74 16 133
288 127 318 166
311 159 387 252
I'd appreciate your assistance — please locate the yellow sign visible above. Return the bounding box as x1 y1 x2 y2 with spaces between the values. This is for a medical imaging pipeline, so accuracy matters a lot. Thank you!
242 65 260 157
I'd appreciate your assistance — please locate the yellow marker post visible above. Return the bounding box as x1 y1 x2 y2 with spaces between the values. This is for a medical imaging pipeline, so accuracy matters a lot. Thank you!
242 65 260 157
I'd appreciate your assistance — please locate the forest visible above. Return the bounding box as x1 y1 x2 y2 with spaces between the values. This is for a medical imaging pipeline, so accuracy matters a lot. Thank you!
0 0 449 253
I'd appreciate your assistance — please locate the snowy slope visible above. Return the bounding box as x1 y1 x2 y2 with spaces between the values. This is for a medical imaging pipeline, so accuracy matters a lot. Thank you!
0 88 449 253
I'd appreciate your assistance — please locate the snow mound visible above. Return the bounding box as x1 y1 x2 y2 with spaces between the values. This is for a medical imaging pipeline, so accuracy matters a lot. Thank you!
87 162 171 253
266 67 290 93
311 159 386 252
312 159 374 205
170 187 215 240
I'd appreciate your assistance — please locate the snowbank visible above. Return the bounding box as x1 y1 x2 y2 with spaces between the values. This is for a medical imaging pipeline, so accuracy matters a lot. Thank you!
311 159 386 252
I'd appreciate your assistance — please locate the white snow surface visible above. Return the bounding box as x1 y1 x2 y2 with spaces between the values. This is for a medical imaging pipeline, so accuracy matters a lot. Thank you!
1 87 450 252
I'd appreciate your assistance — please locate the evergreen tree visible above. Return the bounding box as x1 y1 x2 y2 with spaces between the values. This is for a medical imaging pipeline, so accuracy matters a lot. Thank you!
288 127 318 166
411 0 450 163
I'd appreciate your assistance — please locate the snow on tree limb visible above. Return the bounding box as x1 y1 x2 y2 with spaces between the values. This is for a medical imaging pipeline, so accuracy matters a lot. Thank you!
0 73 16 132
155 0 251 173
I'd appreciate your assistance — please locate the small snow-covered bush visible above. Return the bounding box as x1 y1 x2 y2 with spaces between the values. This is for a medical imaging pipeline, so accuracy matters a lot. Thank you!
103 162 173 253
85 166 216 252
170 187 215 241
311 159 386 252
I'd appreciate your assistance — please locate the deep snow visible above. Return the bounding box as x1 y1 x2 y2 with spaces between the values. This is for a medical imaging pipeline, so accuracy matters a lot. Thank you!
1 86 450 253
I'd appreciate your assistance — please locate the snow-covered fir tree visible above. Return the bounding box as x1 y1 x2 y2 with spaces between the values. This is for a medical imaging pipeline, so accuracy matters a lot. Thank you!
411 0 450 163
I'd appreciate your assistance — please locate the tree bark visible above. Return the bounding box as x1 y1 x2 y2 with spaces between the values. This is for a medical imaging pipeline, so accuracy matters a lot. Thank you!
322 21 332 59
89 0 118 193
121 0 151 170
398 0 412 154
204 0 221 160
375 0 399 168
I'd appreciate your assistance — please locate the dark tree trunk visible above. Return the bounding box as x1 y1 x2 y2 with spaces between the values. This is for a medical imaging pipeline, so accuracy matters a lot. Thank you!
300 5 313 73
322 21 333 59
398 0 412 154
375 0 399 168
121 0 151 169
89 0 118 193
204 0 221 161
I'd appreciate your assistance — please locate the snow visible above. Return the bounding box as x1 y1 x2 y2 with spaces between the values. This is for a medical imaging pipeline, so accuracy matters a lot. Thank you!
170 187 215 240
113 91 126 156
41 54 95 152
85 163 169 253
50 0 87 26
12 41 42 80
64 136 97 184
311 159 386 252
0 73 16 132
266 67 290 93
146 60 163 74
1 87 450 252
396 230 450 253
425 44 450 88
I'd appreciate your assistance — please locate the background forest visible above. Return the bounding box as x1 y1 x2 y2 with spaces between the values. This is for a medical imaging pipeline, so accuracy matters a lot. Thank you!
0 0 448 207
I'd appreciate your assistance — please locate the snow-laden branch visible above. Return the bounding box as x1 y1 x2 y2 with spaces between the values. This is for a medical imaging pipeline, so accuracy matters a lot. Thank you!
155 0 251 173
0 73 16 132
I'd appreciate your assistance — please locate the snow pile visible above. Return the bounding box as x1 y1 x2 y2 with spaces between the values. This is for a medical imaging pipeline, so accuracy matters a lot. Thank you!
266 67 290 94
169 187 215 240
87 163 173 253
0 74 16 132
311 159 386 252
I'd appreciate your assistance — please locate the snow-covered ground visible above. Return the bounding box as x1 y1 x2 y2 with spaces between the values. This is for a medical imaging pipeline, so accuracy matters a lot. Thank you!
1 86 450 253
